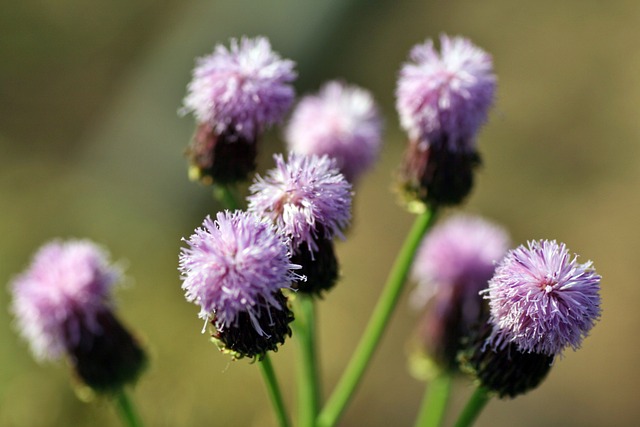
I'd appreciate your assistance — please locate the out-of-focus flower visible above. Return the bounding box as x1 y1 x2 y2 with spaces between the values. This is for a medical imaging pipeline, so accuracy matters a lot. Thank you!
286 81 383 183
247 153 352 295
395 35 496 208
484 239 601 356
181 36 297 185
179 210 301 359
409 215 509 374
10 240 146 393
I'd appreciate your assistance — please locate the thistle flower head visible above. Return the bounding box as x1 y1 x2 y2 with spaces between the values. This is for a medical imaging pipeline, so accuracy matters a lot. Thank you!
412 214 510 309
484 240 602 356
285 81 383 182
179 210 300 336
396 35 496 151
247 153 352 253
10 240 121 362
182 36 296 140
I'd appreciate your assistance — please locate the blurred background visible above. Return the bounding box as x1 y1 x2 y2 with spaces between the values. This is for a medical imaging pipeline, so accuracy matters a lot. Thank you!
1 1 639 426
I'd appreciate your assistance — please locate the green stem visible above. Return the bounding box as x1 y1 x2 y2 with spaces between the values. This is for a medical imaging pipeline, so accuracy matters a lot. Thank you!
414 373 453 427
115 389 143 427
294 295 321 427
213 184 240 210
317 207 438 427
259 354 292 427
452 386 491 427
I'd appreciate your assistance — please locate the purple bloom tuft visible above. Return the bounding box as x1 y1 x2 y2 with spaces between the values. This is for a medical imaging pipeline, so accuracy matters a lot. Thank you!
409 215 509 372
10 240 121 362
247 153 352 253
396 35 496 151
412 214 510 309
285 81 383 183
179 210 300 336
182 36 297 140
484 240 602 356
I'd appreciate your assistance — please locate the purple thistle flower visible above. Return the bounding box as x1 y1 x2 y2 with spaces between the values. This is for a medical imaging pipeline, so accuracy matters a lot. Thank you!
410 215 509 372
247 153 352 254
396 35 496 151
484 240 602 356
285 81 383 183
10 240 146 392
179 210 300 338
10 240 121 362
182 36 296 140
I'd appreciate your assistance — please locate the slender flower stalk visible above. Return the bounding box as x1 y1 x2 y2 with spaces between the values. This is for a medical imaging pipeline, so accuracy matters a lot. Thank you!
116 389 144 427
318 207 438 427
293 295 321 427
414 373 452 427
452 387 491 427
260 354 292 427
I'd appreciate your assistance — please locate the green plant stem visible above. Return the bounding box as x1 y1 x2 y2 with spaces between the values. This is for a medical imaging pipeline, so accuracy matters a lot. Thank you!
294 295 321 427
213 184 240 210
317 207 438 427
260 354 292 427
414 373 453 427
452 386 491 427
115 389 143 427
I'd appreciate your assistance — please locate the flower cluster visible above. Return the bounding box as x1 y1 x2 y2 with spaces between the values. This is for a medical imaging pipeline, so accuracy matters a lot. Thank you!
7 32 605 427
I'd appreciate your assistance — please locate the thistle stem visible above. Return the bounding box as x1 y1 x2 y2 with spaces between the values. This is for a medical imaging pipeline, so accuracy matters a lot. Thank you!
115 389 143 427
317 207 438 427
213 184 240 210
452 386 491 427
260 354 292 427
414 373 453 427
294 295 321 427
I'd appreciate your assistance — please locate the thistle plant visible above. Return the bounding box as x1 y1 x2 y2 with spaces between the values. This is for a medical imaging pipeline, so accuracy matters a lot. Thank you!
7 34 603 427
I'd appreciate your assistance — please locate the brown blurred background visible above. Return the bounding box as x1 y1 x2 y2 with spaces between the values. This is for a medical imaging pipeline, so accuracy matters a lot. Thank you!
1 1 639 426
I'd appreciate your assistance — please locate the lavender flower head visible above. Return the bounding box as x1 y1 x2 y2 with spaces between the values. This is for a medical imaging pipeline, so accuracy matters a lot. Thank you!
285 81 383 183
10 240 121 362
247 153 352 253
396 35 495 151
412 214 510 309
182 36 296 140
409 215 509 373
179 210 300 337
484 240 602 356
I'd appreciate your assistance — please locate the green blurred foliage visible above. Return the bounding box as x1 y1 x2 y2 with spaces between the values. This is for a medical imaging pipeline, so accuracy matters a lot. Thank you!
1 1 639 426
